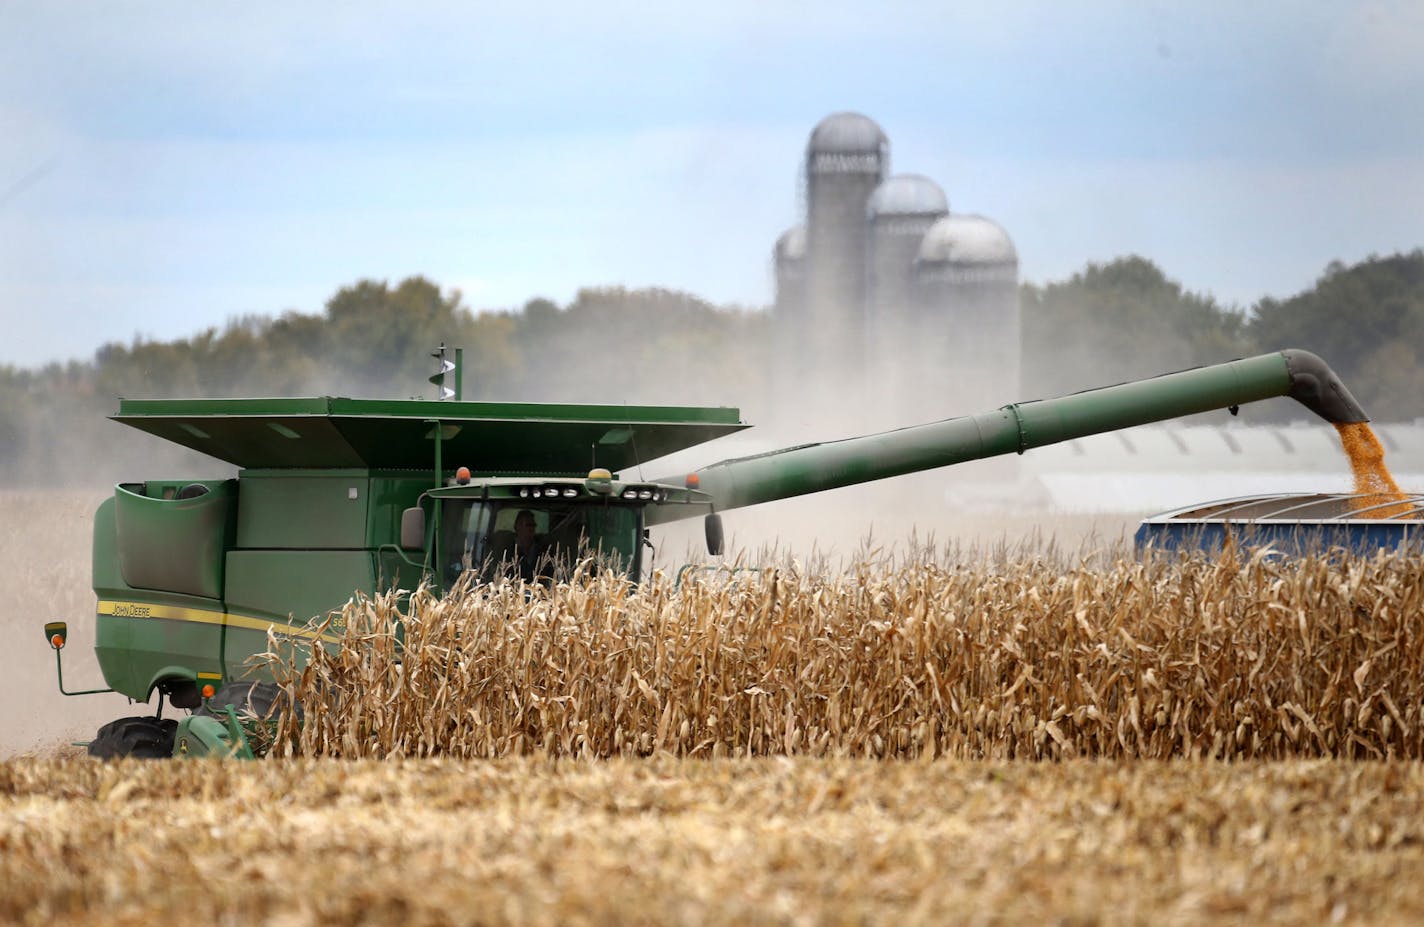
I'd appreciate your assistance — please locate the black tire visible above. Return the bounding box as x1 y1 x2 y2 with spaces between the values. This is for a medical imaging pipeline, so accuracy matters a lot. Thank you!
88 716 178 759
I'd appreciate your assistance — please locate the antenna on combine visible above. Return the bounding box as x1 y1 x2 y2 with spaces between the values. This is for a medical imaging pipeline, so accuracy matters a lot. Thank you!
429 343 463 400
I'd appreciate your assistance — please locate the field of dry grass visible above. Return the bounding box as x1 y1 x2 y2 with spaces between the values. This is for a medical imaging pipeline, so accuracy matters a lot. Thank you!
4 756 1424 926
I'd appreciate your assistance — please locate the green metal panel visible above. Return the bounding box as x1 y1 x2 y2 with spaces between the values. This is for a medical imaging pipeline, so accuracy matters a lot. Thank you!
224 549 376 626
93 594 227 700
236 473 370 549
366 476 433 549
377 546 427 595
92 497 123 595
114 479 236 598
92 495 228 699
111 397 747 473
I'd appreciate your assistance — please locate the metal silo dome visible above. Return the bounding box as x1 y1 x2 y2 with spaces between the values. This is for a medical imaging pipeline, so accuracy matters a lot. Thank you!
774 224 807 262
917 214 1018 266
807 112 889 154
867 174 948 218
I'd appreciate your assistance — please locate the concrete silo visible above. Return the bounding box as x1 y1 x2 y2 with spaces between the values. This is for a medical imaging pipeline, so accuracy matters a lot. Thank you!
913 214 1021 413
803 112 888 408
864 174 949 418
771 225 809 410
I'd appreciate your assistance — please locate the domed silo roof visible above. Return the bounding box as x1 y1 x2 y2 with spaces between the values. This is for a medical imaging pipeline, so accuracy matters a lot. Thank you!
774 224 807 262
807 112 888 154
867 174 948 218
917 214 1018 266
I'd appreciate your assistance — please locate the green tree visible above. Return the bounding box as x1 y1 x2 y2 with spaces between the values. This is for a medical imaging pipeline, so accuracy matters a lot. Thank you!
320 277 467 397
1247 251 1424 421
1021 256 1248 398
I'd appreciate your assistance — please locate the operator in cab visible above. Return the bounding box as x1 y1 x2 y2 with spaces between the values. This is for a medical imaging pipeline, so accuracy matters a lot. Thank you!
511 509 544 583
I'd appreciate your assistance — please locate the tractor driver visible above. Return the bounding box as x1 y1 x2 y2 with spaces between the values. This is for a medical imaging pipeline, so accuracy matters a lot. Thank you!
511 509 543 583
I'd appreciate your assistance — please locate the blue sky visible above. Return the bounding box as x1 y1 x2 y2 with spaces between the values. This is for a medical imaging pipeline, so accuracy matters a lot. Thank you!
2 1 1422 367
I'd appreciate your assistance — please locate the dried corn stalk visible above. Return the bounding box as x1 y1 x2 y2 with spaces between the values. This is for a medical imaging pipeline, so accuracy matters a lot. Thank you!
259 548 1424 761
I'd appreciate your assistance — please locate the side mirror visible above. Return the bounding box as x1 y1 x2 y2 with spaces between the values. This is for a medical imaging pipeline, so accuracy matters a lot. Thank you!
400 507 426 551
704 513 724 556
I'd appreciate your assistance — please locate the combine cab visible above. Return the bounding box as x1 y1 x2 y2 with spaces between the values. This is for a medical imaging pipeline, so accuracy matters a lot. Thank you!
46 348 1370 758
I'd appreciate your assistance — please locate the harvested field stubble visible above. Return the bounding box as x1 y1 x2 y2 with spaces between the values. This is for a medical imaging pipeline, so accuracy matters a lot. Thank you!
264 549 1424 761
3 757 1423 926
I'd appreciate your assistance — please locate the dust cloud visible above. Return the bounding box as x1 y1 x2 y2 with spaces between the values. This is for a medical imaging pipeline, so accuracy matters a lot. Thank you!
0 491 136 758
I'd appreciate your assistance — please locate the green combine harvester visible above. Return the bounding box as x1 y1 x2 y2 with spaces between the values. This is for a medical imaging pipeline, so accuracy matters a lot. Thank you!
45 348 1367 758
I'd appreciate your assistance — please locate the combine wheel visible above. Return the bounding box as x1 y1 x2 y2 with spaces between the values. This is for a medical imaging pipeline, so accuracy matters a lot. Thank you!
87 716 178 759
194 681 282 721
195 682 298 756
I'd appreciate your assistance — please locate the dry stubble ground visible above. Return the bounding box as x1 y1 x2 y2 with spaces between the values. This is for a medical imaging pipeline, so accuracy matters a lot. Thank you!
3 757 1423 926
3 491 1423 924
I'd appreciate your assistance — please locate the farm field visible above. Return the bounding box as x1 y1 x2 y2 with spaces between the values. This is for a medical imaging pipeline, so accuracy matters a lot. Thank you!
5 489 1424 923
1 489 1138 760
4 756 1424 926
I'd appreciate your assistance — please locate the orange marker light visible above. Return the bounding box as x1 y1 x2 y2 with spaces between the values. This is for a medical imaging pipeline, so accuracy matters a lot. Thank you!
201 684 216 699
685 473 700 489
50 634 64 649
455 466 472 485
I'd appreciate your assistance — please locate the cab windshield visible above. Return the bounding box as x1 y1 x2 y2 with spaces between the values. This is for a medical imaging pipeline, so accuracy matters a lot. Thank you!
440 499 642 587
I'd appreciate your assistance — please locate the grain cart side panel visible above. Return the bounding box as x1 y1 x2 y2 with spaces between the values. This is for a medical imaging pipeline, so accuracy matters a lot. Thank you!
94 480 236 699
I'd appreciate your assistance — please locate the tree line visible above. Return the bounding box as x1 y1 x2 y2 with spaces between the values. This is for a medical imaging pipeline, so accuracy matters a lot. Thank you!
1021 251 1424 421
1 250 1420 485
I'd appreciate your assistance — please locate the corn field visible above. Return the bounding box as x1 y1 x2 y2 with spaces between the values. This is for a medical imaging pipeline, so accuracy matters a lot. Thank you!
261 547 1424 761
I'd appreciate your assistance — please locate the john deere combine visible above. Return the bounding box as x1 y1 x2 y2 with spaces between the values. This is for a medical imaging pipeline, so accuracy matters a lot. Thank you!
46 348 1366 758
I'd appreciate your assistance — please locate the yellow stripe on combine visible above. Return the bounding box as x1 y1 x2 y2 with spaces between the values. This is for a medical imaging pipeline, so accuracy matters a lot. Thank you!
97 599 223 624
96 600 342 644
